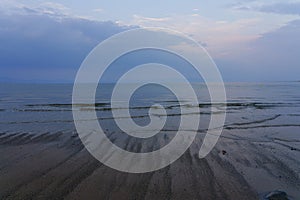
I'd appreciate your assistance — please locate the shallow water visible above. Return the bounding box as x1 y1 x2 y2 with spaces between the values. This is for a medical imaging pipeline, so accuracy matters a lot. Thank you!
0 82 299 135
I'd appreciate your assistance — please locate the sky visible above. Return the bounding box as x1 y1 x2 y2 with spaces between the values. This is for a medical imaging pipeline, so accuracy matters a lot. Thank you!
0 0 299 82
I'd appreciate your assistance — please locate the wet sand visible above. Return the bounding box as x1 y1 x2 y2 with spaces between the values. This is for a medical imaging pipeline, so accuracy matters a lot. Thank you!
0 128 299 200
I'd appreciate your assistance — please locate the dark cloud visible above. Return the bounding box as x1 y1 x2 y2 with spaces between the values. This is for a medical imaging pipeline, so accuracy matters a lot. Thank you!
216 19 300 81
0 11 135 82
248 19 300 67
259 2 300 15
232 2 300 16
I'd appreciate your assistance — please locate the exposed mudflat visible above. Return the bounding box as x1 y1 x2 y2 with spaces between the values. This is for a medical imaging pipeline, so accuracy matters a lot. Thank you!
0 127 299 200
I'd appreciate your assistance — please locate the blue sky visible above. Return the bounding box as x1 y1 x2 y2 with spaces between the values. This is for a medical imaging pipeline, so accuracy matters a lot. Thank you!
0 0 300 82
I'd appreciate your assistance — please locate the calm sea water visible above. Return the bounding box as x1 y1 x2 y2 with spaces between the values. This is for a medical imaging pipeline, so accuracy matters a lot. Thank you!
0 82 299 139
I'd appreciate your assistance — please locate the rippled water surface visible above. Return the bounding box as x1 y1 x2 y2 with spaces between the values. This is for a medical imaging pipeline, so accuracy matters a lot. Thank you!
0 82 300 138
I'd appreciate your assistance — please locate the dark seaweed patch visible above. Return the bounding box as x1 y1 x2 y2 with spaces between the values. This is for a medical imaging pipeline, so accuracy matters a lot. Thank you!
26 102 110 108
14 109 72 112
225 124 300 130
198 102 297 109
226 115 281 127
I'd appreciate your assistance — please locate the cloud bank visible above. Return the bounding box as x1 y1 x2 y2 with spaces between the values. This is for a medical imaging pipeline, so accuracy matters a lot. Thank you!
216 19 300 81
0 4 134 82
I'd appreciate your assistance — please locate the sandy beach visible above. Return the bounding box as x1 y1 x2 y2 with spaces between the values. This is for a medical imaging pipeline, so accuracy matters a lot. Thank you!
0 127 299 200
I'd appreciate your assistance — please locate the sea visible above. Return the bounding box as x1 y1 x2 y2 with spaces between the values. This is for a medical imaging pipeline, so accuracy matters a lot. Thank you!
0 82 300 144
